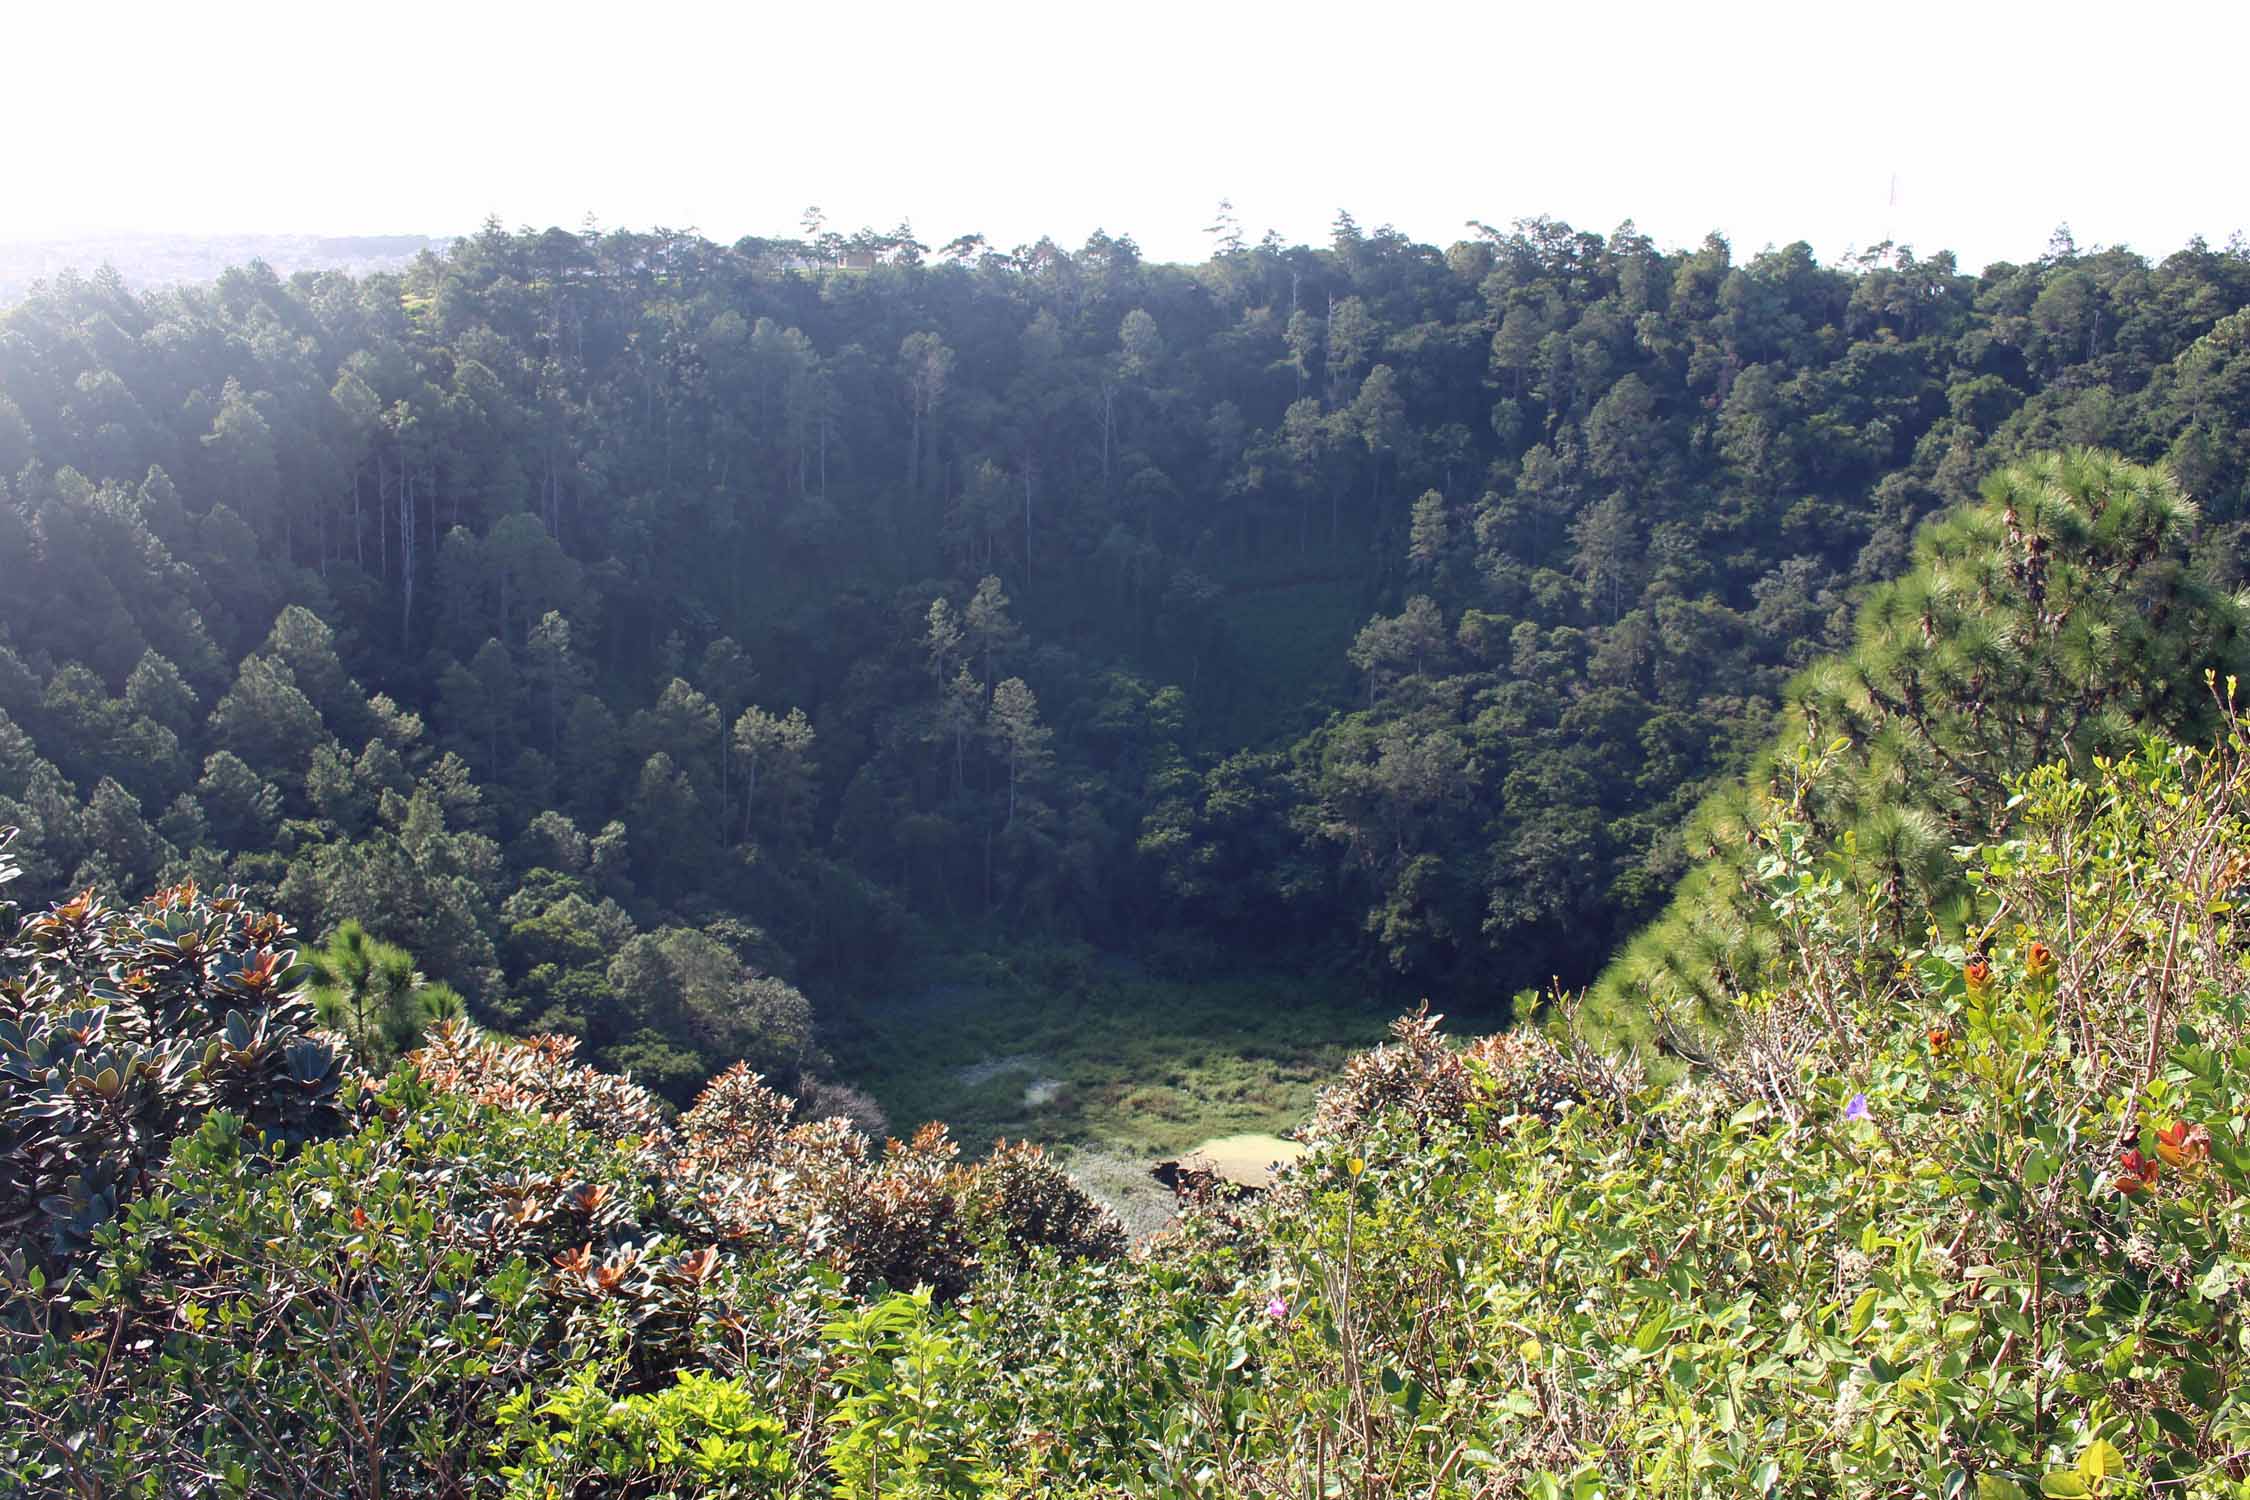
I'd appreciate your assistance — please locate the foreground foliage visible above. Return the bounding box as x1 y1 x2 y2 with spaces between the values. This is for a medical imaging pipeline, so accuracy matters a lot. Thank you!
0 838 1123 1494
11 700 2250 1493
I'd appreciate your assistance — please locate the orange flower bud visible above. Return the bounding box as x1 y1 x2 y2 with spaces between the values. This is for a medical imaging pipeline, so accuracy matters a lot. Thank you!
2024 940 2057 986
1926 1026 1951 1055
1963 958 1993 995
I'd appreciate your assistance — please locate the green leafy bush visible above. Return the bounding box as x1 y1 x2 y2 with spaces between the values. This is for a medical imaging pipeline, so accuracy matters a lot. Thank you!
0 902 1132 1496
494 1364 792 1498
1 1085 635 1494
1201 714 2250 1496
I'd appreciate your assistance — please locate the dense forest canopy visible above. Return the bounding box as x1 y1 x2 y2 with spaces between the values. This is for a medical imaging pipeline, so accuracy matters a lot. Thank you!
4 215 2250 1089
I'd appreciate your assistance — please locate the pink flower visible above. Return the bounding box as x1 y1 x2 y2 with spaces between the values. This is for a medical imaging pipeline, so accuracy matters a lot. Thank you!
1266 1295 1289 1321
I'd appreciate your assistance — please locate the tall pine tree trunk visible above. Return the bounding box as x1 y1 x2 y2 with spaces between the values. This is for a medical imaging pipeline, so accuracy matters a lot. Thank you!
908 404 920 501
399 462 416 651
377 453 389 581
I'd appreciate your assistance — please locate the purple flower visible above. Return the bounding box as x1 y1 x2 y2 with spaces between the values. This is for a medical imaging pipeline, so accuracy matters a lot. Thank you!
1265 1295 1289 1321
1844 1094 1870 1121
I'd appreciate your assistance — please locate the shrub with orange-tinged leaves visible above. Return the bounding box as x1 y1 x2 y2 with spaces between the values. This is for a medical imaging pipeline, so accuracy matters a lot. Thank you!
1304 1008 1595 1150
410 1020 671 1165
4 1075 671 1497
665 1103 1123 1302
840 1123 980 1302
0 861 1142 1494
1460 1027 1597 1122
1303 1007 1472 1147
407 1022 1126 1305
678 1062 798 1167
670 1118 960 1299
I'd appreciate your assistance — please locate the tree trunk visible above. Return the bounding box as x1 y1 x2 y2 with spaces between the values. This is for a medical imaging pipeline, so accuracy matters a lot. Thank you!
908 404 920 501
1100 386 1115 491
377 454 389 581
399 461 416 651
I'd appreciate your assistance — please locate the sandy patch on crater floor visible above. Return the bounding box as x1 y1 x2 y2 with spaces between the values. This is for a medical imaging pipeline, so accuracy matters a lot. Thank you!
1176 1132 1306 1187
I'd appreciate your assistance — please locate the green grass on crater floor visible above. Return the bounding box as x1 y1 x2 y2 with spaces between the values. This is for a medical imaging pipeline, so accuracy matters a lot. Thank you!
826 943 1447 1235
825 942 1438 1164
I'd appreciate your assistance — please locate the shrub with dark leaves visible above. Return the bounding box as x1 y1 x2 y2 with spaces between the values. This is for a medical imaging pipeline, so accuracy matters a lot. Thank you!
792 1073 889 1142
0 851 349 1275
960 1138 1126 1266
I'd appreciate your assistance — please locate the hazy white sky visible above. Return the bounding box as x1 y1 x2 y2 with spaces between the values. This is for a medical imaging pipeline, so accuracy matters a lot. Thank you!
5 0 2243 269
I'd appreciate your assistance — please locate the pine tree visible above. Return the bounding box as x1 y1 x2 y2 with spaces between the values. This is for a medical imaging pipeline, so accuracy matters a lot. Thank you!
987 677 1052 830
302 920 462 1071
1592 451 2250 1049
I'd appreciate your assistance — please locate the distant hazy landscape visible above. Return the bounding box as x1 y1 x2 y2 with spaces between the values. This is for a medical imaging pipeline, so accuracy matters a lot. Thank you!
0 231 450 303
